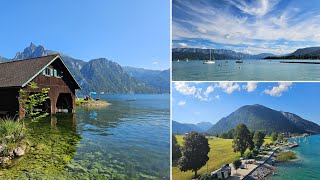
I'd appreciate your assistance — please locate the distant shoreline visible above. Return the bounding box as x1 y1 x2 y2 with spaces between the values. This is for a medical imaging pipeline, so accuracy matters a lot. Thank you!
280 61 320 64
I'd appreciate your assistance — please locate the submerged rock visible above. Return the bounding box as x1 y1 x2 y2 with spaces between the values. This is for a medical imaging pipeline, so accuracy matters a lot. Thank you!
0 157 11 166
14 147 25 157
18 134 26 141
8 150 14 157
5 135 14 141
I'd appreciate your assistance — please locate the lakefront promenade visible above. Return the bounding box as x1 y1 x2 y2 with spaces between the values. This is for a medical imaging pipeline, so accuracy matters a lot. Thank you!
227 147 279 180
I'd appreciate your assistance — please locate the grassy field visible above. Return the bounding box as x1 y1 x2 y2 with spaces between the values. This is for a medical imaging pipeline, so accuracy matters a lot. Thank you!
173 135 240 180
173 135 273 180
263 136 272 145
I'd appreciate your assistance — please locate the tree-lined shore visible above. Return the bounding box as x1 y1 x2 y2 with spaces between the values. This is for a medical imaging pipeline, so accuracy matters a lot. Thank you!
172 123 299 179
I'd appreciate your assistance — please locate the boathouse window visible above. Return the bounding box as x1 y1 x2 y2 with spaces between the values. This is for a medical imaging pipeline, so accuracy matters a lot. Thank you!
54 69 63 78
42 68 63 78
57 70 63 77
42 68 51 76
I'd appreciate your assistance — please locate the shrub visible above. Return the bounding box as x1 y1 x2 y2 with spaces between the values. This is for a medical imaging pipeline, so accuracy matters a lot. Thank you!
244 151 254 159
0 117 25 157
233 159 242 173
0 117 23 139
252 149 259 157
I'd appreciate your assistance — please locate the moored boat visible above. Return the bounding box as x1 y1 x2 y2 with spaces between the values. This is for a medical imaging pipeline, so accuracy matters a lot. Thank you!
203 49 215 64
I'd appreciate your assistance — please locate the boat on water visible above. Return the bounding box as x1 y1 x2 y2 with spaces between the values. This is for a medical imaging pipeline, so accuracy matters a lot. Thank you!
236 60 243 63
185 58 189 62
177 59 180 62
203 49 215 64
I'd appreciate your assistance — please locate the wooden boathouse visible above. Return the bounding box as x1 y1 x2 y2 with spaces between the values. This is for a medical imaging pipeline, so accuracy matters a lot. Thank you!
0 54 80 119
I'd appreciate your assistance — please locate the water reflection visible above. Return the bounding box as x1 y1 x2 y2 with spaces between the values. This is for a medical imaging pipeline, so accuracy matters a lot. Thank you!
50 115 57 128
0 114 81 179
0 95 170 179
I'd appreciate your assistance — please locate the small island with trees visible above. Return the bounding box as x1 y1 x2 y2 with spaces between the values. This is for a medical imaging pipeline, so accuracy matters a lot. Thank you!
76 97 110 108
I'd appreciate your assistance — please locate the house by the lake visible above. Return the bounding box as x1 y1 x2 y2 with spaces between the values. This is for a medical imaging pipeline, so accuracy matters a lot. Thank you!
210 164 231 179
0 54 80 119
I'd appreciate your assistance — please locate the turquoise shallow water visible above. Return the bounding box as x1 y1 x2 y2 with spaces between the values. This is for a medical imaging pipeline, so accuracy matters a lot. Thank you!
267 135 320 180
172 60 320 81
0 94 170 179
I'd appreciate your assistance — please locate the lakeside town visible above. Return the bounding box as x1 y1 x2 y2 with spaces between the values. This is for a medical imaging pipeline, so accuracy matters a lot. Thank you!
173 126 309 180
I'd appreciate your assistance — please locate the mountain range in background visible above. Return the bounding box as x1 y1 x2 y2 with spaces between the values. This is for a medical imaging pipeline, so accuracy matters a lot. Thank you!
207 104 320 135
173 104 320 135
172 47 320 60
172 48 276 60
172 121 213 134
123 67 170 93
264 47 320 59
0 43 170 94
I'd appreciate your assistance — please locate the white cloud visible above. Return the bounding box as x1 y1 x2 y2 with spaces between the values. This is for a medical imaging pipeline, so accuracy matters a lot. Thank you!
174 82 217 101
178 101 186 107
263 82 293 96
243 82 258 92
174 82 196 95
215 95 220 100
197 27 208 33
227 0 280 17
239 49 253 55
195 85 217 101
178 42 188 48
173 0 320 54
152 61 158 65
204 86 214 96
195 90 210 101
216 82 240 94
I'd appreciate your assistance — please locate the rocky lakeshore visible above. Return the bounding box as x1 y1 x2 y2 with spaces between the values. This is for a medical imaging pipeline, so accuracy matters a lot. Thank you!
0 134 27 167
245 145 298 180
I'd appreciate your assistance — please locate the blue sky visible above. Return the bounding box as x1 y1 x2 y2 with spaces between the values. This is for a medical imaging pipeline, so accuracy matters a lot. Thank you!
0 0 169 70
173 82 320 125
173 0 320 55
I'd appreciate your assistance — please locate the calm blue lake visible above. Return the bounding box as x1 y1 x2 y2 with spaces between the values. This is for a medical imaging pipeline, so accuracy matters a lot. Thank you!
172 60 320 81
267 135 320 180
1 94 170 179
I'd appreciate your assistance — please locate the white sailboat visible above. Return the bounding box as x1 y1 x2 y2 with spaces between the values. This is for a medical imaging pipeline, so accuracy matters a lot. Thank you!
203 49 215 64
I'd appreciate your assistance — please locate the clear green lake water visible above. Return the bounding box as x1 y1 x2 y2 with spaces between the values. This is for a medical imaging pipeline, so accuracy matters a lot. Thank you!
0 94 170 179
267 135 320 180
172 60 320 81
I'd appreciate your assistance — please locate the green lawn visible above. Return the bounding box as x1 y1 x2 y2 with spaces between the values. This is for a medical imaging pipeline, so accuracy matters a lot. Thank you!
173 135 272 180
263 136 272 145
173 135 240 180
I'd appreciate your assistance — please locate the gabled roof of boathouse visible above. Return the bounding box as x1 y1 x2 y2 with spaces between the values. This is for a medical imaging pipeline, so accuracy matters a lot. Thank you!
0 54 80 89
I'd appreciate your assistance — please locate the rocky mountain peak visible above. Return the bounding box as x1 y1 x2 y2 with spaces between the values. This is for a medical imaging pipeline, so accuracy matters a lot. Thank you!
14 43 48 60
